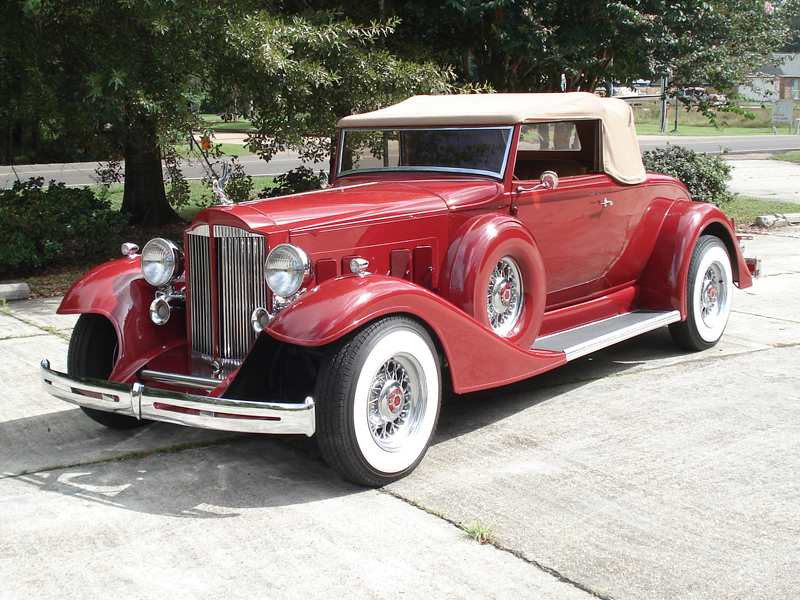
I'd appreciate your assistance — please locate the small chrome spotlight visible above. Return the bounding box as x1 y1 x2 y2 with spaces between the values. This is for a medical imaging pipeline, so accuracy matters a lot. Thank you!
150 297 171 325
251 307 272 334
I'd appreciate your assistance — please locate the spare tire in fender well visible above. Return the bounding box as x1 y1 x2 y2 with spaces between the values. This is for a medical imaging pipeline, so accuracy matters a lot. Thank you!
440 214 546 348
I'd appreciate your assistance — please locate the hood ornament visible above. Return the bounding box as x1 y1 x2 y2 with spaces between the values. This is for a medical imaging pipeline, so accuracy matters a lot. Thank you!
212 161 233 206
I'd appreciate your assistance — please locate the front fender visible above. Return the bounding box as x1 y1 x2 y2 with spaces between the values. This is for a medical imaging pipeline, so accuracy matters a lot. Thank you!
265 274 565 393
639 202 752 316
58 257 187 383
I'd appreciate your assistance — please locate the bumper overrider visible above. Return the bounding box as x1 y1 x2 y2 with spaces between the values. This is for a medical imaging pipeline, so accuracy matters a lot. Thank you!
40 360 315 436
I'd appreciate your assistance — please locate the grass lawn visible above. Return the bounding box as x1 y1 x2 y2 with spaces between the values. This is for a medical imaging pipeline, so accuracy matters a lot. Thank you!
199 113 254 131
173 142 255 158
773 151 800 164
636 123 795 136
633 103 798 136
99 177 276 218
724 196 800 226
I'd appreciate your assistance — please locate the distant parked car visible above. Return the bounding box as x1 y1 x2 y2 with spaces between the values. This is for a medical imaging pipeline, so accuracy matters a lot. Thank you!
42 93 758 487
678 87 728 106
678 87 709 104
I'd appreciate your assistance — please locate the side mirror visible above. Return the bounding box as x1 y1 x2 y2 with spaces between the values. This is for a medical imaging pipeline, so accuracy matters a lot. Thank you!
517 170 559 193
539 170 559 190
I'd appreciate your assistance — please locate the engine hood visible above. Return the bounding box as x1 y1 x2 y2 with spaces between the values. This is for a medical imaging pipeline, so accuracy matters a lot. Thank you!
188 178 502 235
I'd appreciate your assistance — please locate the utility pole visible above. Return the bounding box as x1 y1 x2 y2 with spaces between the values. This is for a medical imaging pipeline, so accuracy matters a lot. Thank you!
673 93 679 132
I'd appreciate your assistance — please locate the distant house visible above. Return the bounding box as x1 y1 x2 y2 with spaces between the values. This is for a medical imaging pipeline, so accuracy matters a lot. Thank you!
739 53 800 102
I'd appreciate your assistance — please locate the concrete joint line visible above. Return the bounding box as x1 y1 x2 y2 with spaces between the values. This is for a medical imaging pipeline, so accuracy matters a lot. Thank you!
0 333 49 342
2 312 69 340
732 309 800 325
380 489 614 600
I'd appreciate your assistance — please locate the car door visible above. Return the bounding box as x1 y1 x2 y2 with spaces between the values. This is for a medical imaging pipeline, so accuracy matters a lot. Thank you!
512 121 649 305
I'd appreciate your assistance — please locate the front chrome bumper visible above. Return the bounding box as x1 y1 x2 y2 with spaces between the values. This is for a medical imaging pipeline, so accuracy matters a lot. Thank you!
40 360 315 436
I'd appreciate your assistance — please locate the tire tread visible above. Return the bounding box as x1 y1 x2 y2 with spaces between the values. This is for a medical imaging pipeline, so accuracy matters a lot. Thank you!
315 317 440 487
68 314 148 430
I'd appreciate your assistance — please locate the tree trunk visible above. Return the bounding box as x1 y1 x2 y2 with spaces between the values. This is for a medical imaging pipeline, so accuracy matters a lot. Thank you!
120 112 180 225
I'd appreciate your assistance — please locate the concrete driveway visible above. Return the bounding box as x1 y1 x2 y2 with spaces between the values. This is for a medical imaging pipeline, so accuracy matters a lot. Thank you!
1 230 798 600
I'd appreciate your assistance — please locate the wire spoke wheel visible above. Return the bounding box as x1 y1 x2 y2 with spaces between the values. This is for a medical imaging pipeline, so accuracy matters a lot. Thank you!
316 317 441 487
699 261 728 330
486 256 523 336
367 354 426 451
669 235 733 351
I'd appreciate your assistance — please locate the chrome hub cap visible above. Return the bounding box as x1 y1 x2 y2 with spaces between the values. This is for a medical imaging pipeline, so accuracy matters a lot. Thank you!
700 263 726 326
487 257 523 336
368 355 426 450
378 382 405 422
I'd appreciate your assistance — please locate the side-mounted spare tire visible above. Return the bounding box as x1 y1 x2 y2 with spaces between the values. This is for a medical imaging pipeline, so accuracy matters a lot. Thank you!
441 215 546 349
68 313 149 430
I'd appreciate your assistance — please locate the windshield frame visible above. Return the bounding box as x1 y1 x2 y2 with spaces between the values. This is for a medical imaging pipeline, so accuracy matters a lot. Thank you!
335 126 515 180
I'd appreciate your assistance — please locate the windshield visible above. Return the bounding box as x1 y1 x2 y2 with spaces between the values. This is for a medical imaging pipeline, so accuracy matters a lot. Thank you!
337 127 513 179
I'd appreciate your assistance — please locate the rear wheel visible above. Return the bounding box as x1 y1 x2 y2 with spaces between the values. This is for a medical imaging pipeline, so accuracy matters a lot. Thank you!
669 235 733 351
315 317 441 487
68 314 148 430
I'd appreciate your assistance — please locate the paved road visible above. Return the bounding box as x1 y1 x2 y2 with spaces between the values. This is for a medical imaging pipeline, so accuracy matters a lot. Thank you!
2 133 799 190
637 133 800 155
1 227 799 598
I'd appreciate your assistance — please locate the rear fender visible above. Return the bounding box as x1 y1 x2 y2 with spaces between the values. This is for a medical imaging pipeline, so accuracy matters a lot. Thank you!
638 202 752 317
265 274 565 393
58 257 187 382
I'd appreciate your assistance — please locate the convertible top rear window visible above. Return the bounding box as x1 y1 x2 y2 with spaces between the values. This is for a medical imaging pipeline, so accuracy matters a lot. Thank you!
338 127 513 179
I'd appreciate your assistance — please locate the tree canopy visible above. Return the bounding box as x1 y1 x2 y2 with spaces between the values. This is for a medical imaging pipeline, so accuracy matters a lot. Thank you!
1 1 449 224
2 0 798 225
381 0 800 93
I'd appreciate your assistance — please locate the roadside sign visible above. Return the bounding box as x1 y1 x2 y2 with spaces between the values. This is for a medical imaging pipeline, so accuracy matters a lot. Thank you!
772 100 794 126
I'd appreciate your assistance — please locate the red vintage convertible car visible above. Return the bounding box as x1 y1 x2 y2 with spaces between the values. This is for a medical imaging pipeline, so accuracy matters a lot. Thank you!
42 93 757 487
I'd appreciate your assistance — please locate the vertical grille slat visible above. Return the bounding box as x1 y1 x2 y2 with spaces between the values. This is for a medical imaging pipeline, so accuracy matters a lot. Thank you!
187 225 267 378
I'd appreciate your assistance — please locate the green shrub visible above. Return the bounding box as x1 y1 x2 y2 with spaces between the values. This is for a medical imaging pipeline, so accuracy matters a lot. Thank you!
0 178 128 277
642 145 733 205
261 166 324 198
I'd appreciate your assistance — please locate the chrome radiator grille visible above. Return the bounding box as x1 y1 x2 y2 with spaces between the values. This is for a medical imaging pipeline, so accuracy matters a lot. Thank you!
187 225 268 374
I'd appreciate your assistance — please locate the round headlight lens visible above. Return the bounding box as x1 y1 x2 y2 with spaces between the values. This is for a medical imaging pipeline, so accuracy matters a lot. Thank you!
265 244 312 297
141 238 183 287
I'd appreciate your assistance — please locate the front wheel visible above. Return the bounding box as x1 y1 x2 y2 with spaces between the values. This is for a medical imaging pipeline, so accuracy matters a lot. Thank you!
669 235 733 351
68 314 149 430
315 317 441 487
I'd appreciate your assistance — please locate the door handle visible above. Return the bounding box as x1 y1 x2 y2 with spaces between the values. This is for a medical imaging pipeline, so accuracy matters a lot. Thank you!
600 198 613 207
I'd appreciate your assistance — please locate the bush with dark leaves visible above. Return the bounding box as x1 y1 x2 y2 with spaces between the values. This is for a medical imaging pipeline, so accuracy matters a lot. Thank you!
262 166 324 198
0 178 127 277
642 145 732 205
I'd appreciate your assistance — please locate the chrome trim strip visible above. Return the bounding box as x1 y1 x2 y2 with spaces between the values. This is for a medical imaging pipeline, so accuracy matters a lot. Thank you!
131 382 143 419
532 310 682 361
41 360 316 437
139 369 222 392
337 126 513 180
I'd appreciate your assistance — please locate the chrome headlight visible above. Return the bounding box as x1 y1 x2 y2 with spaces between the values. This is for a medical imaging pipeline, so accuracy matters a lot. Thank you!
265 244 312 297
141 238 183 287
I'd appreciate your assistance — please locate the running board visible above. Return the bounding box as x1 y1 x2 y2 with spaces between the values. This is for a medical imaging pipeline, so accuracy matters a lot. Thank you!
532 310 681 361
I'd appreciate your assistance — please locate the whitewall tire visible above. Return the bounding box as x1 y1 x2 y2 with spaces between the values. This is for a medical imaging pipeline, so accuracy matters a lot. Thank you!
315 317 441 487
669 235 733 351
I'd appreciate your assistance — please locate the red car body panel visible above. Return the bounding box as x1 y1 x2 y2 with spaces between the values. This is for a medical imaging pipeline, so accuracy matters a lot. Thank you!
57 116 752 398
265 274 567 393
58 257 188 383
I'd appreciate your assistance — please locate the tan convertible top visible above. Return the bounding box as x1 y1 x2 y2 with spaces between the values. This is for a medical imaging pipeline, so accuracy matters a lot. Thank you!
338 93 646 185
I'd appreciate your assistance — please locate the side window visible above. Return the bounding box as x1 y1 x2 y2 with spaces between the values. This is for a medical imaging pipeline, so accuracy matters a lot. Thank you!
519 122 581 151
514 121 599 181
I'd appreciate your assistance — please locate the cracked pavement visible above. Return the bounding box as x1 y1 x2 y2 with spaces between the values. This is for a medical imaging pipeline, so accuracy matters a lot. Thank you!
1 229 799 600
